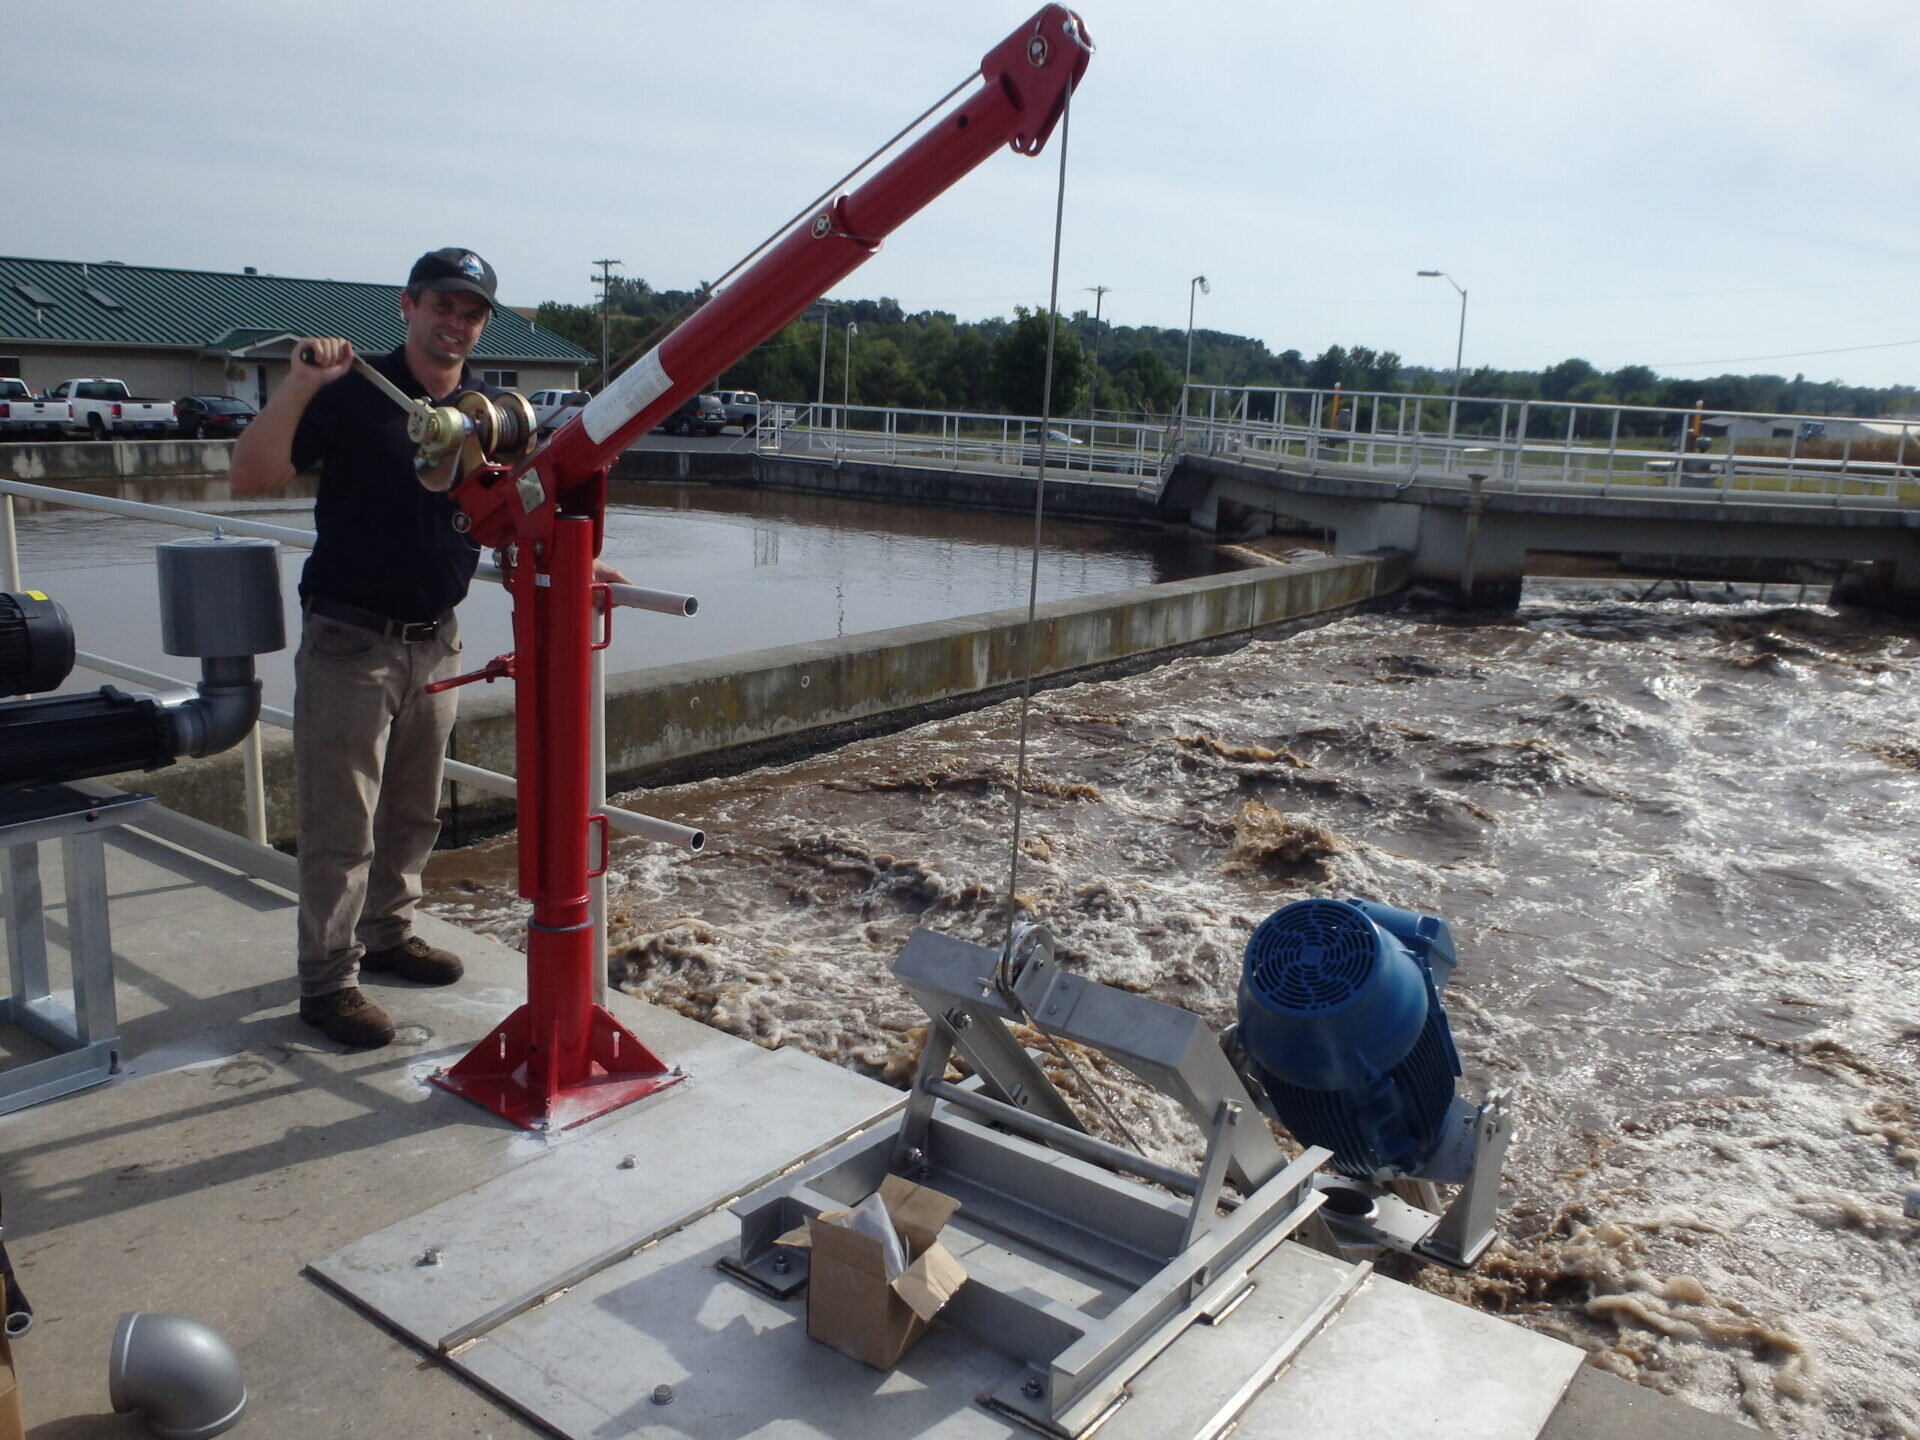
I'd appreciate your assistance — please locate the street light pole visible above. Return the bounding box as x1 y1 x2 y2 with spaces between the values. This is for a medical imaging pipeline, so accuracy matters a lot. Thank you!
1417 269 1468 396
814 301 834 416
1181 275 1209 432
589 259 622 388
1084 284 1110 427
1418 269 1468 444
843 320 858 418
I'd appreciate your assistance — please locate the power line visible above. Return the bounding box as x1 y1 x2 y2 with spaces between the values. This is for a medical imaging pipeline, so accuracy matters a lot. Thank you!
1644 337 1920 370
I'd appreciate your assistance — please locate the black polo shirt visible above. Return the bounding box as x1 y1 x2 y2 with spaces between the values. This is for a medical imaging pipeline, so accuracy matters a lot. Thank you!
291 347 492 623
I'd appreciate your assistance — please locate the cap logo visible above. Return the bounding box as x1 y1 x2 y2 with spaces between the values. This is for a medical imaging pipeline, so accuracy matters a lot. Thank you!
457 252 485 279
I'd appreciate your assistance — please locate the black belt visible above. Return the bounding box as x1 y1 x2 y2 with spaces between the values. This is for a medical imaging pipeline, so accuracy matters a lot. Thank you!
306 597 446 643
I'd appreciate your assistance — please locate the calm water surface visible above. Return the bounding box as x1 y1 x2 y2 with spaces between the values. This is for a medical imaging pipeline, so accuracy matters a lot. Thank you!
10 476 1248 706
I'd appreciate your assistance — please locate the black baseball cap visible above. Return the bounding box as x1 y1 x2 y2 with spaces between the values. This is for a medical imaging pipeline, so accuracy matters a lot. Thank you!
407 247 497 307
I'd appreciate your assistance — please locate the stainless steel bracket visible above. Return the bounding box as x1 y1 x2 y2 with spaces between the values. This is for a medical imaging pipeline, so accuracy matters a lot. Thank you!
727 925 1339 1437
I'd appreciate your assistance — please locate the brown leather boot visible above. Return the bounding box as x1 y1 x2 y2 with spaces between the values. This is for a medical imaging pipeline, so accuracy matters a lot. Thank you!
362 934 464 986
299 987 396 1048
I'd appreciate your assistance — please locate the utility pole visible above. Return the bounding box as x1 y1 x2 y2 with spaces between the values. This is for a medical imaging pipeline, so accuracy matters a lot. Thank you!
590 259 622 388
1084 285 1110 427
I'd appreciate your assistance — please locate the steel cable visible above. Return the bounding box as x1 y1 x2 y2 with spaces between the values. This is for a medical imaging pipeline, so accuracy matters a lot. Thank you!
588 71 981 397
985 77 1149 1159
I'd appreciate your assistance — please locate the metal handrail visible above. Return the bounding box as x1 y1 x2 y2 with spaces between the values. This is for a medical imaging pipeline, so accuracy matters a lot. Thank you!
0 478 703 983
738 390 1916 507
763 401 1170 482
1188 380 1920 436
1181 382 1918 505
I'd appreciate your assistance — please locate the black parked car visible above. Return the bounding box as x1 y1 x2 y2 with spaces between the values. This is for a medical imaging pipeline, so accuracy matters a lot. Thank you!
176 395 256 439
654 393 726 437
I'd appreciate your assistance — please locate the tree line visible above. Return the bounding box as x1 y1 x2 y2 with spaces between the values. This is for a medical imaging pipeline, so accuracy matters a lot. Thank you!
533 276 1918 429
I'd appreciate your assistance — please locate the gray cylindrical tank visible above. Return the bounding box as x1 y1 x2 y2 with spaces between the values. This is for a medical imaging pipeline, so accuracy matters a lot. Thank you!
156 535 284 658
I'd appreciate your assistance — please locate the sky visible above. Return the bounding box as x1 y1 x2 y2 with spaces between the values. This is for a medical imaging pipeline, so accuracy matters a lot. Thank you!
7 0 1920 391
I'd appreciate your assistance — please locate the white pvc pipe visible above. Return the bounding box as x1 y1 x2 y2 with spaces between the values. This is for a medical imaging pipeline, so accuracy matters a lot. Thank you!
241 725 267 846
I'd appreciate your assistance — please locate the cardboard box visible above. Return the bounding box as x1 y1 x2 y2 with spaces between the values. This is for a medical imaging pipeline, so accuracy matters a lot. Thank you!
0 1337 22 1440
778 1174 968 1370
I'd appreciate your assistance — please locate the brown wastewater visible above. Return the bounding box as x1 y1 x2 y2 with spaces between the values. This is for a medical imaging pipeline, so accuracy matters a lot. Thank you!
429 577 1920 1440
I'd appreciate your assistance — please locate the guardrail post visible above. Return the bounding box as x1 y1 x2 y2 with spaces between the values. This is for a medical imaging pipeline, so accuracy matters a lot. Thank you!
1409 396 1421 482
0 494 19 591
1511 401 1530 490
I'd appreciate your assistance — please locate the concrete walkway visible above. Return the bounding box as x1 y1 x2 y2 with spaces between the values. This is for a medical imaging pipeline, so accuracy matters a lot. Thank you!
0 815 1756 1438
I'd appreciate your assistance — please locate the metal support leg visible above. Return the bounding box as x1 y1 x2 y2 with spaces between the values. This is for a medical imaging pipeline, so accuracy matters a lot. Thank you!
1179 1099 1244 1252
1416 1092 1513 1269
4 843 49 1002
62 830 118 1046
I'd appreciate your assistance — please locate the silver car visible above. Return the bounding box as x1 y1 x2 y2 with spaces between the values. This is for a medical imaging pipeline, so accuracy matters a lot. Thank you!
712 389 762 432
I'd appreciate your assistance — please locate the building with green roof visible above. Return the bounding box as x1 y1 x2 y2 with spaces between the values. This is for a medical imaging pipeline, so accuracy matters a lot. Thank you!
0 255 591 408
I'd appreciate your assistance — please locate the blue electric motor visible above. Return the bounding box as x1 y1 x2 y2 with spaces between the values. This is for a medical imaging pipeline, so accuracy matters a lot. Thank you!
1235 898 1463 1180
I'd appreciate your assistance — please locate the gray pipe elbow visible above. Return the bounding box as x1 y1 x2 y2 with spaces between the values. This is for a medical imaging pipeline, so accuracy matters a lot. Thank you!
109 1311 248 1439
165 658 262 760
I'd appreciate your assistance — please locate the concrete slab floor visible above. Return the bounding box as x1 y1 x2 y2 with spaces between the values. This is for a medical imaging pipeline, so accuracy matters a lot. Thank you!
0 821 1761 1439
0 823 735 1439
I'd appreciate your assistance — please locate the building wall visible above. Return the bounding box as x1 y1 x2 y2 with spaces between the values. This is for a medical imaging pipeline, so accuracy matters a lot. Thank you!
472 363 580 394
0 342 575 407
0 344 215 399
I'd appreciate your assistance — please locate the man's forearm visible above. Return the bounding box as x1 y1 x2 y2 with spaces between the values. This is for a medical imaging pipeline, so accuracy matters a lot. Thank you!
230 379 321 495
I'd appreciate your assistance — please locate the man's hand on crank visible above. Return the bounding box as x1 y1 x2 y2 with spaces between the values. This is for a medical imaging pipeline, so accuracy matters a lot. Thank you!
293 337 356 388
592 559 630 585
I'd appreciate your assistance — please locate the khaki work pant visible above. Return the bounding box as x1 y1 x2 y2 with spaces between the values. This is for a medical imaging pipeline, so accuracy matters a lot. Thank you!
293 608 463 998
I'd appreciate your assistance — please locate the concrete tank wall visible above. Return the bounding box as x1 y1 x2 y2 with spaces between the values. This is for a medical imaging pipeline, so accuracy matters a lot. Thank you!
101 551 1408 845
5 438 231 481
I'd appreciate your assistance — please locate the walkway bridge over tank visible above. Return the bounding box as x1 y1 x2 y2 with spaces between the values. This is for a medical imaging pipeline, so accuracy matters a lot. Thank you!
1168 384 1920 609
740 386 1920 611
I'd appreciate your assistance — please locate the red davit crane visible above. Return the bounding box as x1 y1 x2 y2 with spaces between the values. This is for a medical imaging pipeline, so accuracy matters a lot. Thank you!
424 7 1093 1129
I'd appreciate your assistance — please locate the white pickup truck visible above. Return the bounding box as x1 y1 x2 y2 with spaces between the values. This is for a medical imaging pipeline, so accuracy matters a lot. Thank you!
0 377 73 439
48 378 177 439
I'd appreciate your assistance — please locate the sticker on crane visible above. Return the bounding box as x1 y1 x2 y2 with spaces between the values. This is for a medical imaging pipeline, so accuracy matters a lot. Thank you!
582 345 672 445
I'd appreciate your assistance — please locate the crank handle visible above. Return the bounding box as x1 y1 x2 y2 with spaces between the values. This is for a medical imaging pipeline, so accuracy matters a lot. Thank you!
424 653 515 694
298 344 423 415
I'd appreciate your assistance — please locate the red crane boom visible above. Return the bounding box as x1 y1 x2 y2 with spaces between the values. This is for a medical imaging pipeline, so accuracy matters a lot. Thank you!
430 6 1093 1130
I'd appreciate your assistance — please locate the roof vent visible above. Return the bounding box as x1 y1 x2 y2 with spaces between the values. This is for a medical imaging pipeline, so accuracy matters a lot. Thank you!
84 287 124 310
244 267 258 276
10 281 56 306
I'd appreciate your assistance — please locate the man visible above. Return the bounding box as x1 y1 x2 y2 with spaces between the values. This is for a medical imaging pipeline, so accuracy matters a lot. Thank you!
232 248 619 1048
